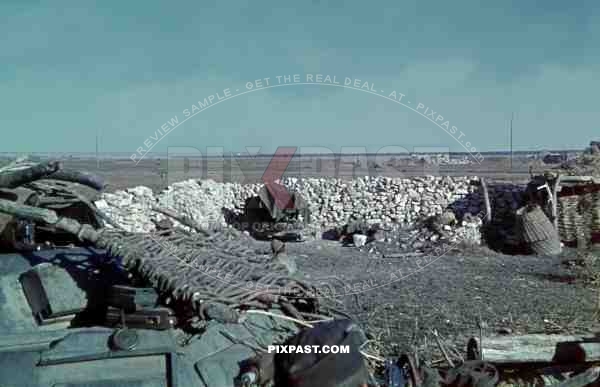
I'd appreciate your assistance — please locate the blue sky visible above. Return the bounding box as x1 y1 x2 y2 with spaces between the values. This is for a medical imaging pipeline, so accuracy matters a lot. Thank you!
1 0 599 154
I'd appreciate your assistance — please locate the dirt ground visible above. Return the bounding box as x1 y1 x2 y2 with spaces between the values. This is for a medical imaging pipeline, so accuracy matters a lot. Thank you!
57 156 600 359
287 239 600 358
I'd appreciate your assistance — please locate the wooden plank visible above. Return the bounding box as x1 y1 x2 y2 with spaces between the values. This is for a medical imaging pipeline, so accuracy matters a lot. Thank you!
552 174 561 231
472 334 600 363
480 177 492 224
558 176 600 185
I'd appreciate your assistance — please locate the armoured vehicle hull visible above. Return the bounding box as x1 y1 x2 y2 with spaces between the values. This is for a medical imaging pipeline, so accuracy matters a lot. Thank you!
0 247 300 387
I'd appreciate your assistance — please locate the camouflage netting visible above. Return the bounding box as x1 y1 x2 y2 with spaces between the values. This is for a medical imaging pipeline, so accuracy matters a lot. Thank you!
95 227 320 317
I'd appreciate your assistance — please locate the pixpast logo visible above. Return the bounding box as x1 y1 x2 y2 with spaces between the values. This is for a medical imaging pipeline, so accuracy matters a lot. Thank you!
262 147 296 209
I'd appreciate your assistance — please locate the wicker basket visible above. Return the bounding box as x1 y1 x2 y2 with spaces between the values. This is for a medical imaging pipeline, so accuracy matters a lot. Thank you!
516 204 561 255
592 191 600 234
557 187 600 246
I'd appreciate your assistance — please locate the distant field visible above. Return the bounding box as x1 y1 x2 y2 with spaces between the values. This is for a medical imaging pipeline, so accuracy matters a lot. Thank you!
47 154 551 192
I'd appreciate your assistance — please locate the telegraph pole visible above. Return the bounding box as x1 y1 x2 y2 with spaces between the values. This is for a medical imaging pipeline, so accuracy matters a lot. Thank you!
96 128 100 170
509 113 514 171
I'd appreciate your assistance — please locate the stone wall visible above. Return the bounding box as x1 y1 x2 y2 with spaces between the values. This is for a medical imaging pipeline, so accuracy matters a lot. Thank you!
95 176 525 238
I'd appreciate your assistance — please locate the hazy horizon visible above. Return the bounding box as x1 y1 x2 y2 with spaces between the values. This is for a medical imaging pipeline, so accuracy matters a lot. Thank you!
0 148 585 161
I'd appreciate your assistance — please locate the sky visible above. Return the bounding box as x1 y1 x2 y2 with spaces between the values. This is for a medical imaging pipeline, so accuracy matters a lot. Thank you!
1 0 599 156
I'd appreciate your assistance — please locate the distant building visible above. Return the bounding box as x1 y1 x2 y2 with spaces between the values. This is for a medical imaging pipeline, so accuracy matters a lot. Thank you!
436 153 450 163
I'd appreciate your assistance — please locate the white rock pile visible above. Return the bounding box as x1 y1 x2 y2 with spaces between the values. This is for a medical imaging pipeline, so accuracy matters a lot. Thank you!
282 176 481 227
95 186 157 233
95 176 523 246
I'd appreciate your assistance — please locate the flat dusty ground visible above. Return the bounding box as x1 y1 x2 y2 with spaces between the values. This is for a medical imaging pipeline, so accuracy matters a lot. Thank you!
59 155 535 193
288 239 599 357
55 156 600 358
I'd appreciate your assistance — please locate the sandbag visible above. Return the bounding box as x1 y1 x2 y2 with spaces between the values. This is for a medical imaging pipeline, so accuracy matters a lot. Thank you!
47 169 105 191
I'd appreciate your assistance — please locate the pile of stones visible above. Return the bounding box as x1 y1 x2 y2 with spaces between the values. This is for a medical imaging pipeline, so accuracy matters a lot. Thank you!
281 175 481 227
95 186 157 233
95 176 523 246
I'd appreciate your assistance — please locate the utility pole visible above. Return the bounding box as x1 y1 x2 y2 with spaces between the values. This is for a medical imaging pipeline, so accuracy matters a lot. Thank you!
96 128 100 170
509 112 514 172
